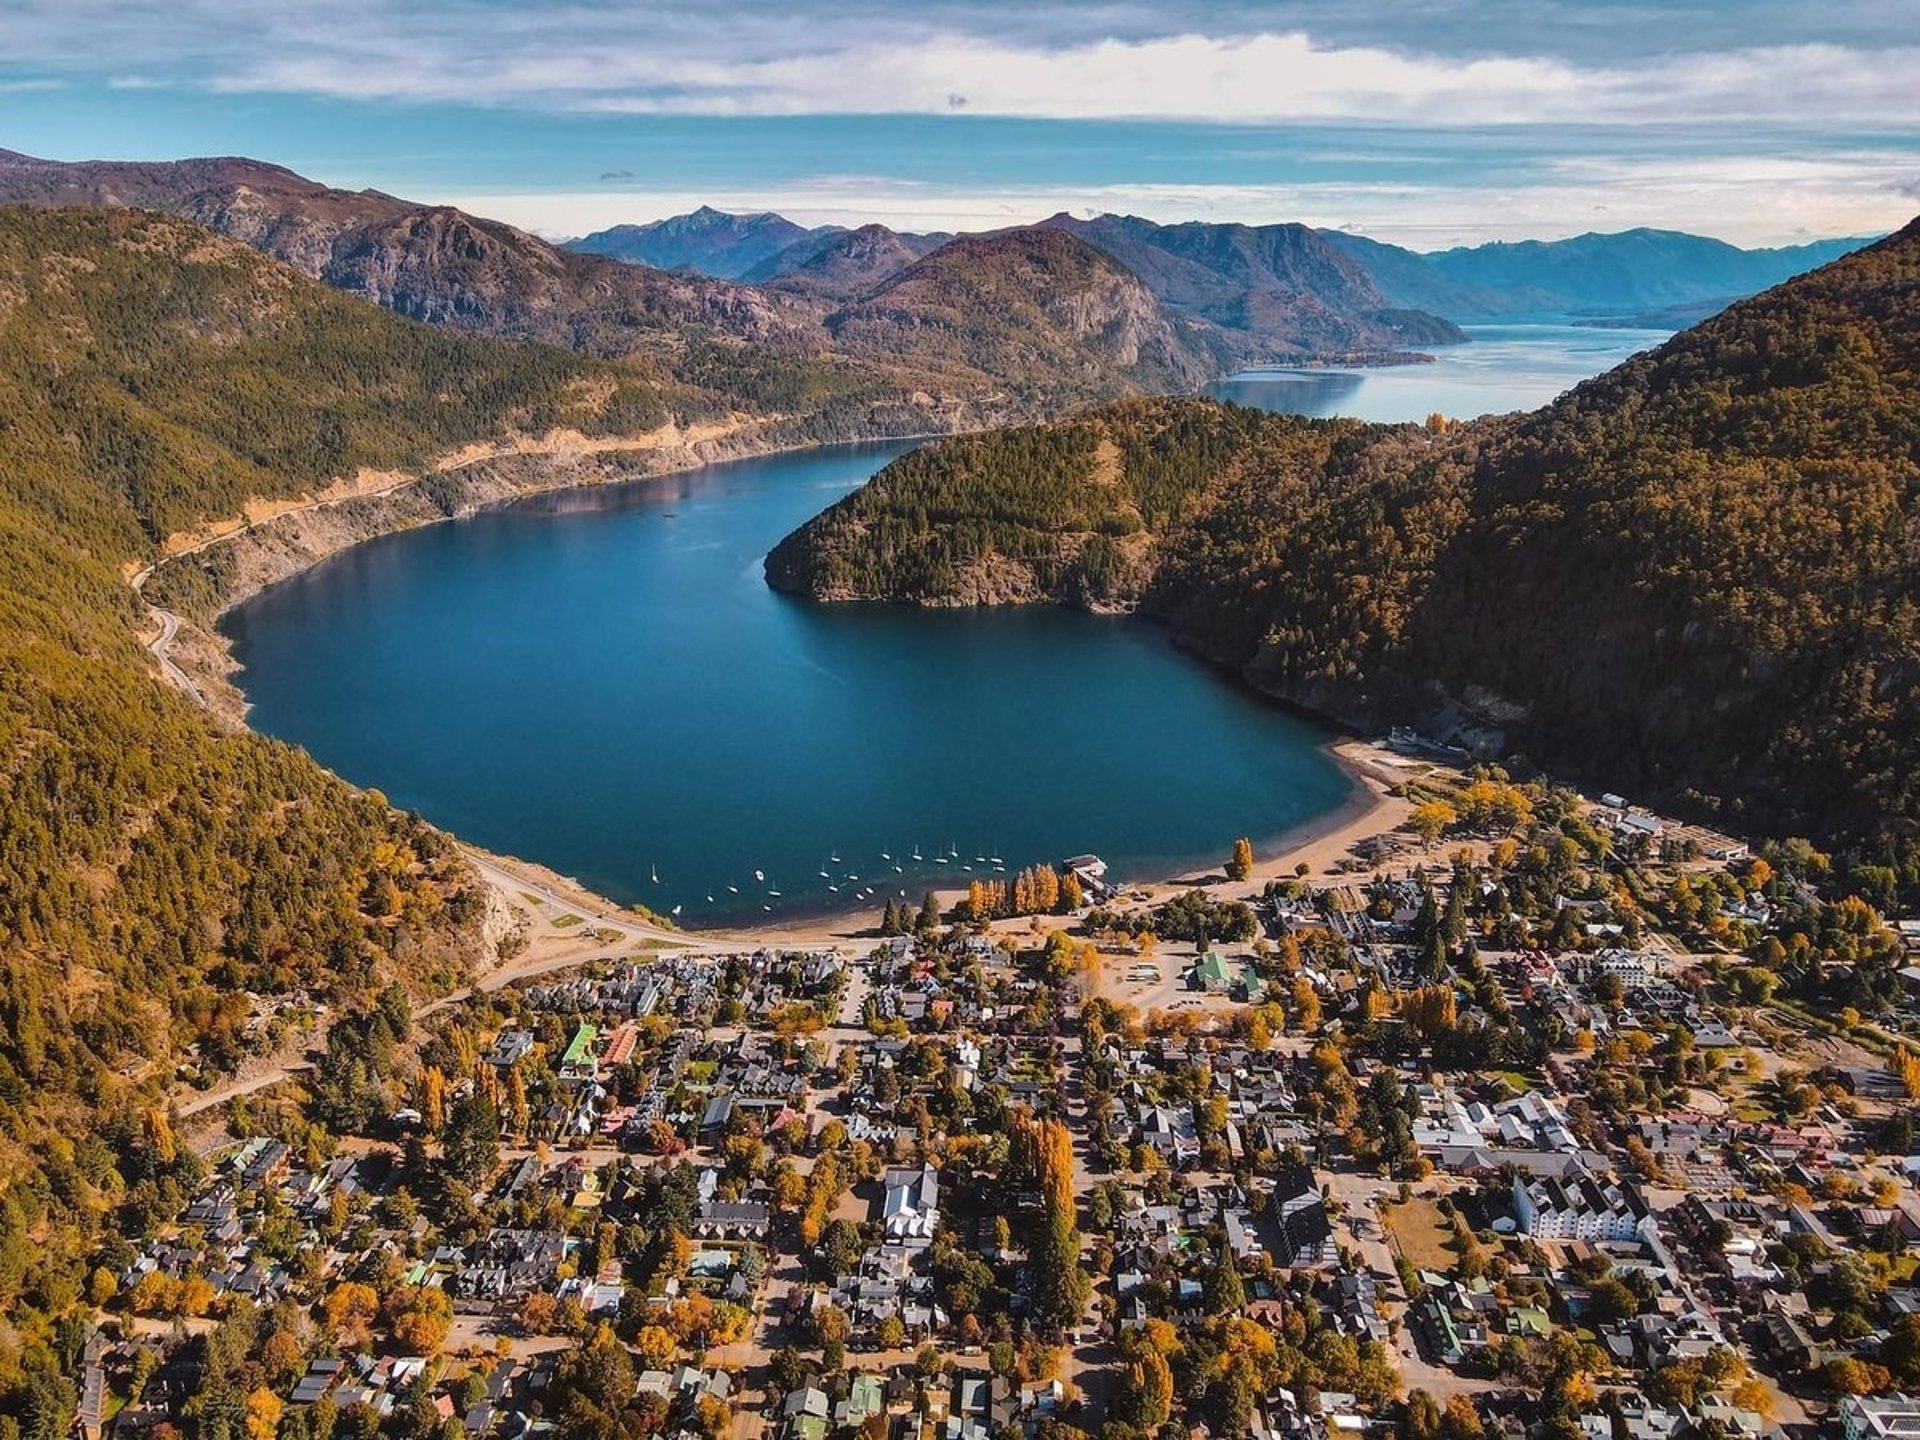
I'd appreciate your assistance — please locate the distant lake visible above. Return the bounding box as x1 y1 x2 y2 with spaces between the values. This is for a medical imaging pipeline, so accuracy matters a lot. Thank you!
226 326 1660 925
1208 322 1671 422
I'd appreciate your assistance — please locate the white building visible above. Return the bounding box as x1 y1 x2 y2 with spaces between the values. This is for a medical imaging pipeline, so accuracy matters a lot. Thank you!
1843 1394 1920 1440
882 1163 940 1241
1512 1171 1653 1242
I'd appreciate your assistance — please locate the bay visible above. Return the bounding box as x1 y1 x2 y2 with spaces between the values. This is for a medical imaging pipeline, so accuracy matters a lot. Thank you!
226 325 1667 925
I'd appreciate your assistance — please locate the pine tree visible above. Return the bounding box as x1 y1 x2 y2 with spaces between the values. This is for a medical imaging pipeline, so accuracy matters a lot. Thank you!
918 893 941 933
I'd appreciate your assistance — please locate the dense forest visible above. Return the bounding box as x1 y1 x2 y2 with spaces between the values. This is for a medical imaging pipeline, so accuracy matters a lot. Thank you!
771 218 1920 870
0 207 678 1409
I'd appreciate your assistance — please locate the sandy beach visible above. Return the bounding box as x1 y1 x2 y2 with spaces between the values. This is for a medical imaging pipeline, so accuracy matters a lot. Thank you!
556 734 1429 953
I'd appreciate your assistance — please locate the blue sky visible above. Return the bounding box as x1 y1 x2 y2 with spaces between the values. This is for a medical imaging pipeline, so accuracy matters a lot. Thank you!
2 1 1916 247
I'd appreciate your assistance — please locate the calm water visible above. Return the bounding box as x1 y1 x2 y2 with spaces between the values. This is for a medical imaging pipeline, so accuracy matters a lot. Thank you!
226 444 1356 924
1208 322 1670 421
227 327 1662 925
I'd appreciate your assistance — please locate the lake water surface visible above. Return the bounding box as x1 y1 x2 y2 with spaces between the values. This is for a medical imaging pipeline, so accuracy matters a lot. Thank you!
1207 322 1669 421
226 324 1667 925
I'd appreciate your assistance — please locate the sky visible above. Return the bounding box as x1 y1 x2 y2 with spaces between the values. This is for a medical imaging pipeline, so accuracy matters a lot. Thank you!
1 1 1917 248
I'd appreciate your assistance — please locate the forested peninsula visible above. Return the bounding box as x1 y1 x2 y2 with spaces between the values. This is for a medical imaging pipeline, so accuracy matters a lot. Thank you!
769 218 1920 865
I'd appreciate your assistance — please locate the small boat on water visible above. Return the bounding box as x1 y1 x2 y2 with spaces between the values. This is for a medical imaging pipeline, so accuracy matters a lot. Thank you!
754 869 765 883
892 865 903 874
651 865 659 884
933 856 949 864
670 904 682 916
880 851 891 862
727 884 739 893
828 885 839 893
818 870 830 878
912 846 923 861
768 890 782 898
706 895 714 903
829 851 841 863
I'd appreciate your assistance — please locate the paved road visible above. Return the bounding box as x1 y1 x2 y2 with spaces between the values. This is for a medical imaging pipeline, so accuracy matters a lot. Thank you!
144 605 205 705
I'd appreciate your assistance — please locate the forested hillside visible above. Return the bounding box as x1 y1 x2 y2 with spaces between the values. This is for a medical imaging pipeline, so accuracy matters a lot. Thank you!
772 219 1920 864
0 153 1228 422
0 207 654 1389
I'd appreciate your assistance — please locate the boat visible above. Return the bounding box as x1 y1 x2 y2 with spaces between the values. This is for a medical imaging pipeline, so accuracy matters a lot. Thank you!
768 890 782 898
912 846 922 861
670 904 682 916
829 851 841 863
880 852 891 862
651 865 659 884
933 856 949 864
754 869 765 883
706 895 714 903
727 884 739 893
828 885 839 893
818 870 830 878
892 865 903 874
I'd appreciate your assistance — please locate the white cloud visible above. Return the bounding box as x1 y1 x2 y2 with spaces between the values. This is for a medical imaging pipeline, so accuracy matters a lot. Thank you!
2 2 1914 130
215 31 1920 130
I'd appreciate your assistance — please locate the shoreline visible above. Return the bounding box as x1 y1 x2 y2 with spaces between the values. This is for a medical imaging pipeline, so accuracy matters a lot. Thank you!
701 734 1411 947
132 429 1427 960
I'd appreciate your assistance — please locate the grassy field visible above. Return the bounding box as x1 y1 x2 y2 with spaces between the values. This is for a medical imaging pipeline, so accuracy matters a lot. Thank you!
1382 1197 1459 1272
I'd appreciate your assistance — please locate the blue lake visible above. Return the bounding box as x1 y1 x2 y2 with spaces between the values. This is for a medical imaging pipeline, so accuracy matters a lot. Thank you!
1207 322 1670 421
225 324 1667 925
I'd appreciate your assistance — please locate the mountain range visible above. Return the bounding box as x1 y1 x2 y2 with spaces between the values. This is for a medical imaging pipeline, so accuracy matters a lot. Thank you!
579 203 1878 326
770 217 1920 858
0 150 1209 430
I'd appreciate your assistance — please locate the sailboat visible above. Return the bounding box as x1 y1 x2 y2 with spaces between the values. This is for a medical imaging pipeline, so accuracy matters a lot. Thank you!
670 904 682 916
651 865 659 884
912 845 922 861
753 869 765 883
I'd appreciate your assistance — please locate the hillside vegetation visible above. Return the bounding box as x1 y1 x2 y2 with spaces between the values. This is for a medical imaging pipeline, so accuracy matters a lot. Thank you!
0 153 1226 424
772 219 1920 864
0 207 655 1378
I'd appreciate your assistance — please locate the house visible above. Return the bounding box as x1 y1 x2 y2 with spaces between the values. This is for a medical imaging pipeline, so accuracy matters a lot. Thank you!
881 1164 940 1241
1841 1394 1920 1440
1273 1163 1338 1268
558 1024 601 1084
487 1029 535 1068
1512 1171 1651 1242
836 1375 887 1430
